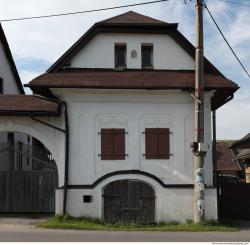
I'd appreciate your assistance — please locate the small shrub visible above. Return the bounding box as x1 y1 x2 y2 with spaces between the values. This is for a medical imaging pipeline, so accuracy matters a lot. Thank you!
186 219 193 225
167 221 180 225
158 221 166 227
205 219 219 226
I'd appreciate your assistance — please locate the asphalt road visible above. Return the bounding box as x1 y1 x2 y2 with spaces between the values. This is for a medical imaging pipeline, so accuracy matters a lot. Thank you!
0 218 250 242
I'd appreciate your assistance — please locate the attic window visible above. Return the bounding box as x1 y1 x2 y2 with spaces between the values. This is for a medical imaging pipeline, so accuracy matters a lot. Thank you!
115 44 127 69
141 44 153 69
0 77 3 94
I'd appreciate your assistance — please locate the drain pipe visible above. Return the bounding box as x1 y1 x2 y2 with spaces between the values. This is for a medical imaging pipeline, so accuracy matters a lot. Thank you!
31 96 69 216
212 110 217 188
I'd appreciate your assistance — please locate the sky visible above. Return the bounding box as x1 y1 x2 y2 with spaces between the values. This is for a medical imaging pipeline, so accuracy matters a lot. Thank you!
0 0 250 140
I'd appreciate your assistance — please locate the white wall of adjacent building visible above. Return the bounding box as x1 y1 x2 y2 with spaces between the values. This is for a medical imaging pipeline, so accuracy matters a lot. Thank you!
0 34 30 169
0 40 20 94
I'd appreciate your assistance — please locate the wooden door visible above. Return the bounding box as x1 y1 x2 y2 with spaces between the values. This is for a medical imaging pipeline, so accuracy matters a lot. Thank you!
103 180 155 223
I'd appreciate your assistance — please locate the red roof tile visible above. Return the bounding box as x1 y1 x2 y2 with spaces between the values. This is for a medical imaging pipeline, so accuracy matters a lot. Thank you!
0 95 60 116
216 142 241 172
98 11 170 25
28 69 237 90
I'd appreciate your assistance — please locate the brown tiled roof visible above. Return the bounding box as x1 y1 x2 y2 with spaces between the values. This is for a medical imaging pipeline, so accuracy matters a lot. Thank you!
98 11 169 25
28 69 237 89
0 95 60 116
216 142 241 172
231 133 250 149
235 149 250 160
27 69 238 110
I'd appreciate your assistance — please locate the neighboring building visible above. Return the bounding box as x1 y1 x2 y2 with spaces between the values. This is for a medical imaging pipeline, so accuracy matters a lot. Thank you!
0 23 33 171
216 142 242 182
0 12 239 222
231 134 250 183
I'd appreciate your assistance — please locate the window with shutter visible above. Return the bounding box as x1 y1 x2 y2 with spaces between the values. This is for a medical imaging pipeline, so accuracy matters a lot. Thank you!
100 128 126 160
144 128 171 159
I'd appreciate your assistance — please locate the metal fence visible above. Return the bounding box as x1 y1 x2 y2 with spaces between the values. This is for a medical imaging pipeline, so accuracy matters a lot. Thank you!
0 142 57 172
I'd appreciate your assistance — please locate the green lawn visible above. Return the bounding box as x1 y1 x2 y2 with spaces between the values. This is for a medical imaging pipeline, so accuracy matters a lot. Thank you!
37 215 239 232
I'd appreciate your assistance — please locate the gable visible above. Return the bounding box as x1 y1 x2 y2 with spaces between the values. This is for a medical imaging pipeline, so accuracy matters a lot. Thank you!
47 11 221 75
0 24 24 94
70 33 195 70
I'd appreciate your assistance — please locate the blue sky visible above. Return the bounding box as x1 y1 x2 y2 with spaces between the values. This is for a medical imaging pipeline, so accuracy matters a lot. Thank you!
1 0 250 139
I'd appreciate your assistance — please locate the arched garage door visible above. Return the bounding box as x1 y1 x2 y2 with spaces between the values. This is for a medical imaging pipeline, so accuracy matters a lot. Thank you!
103 179 155 223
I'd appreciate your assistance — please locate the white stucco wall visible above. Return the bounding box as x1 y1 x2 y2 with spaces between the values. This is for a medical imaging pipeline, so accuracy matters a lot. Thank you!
53 89 213 187
0 40 20 94
70 33 195 70
0 116 65 186
56 174 217 222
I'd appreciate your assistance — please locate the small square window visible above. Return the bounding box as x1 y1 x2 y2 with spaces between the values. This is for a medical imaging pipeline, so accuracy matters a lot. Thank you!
115 44 127 68
141 45 153 69
83 195 93 203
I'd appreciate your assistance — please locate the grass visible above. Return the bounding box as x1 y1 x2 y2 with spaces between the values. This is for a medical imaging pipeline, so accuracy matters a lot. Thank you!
37 215 239 232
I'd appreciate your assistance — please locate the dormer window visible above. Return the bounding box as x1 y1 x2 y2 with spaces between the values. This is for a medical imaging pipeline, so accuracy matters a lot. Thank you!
141 44 153 69
0 77 3 94
115 44 127 69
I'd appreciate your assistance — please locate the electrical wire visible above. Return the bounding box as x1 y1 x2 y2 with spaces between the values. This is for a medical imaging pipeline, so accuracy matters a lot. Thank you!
0 0 168 22
203 2 250 79
217 0 250 7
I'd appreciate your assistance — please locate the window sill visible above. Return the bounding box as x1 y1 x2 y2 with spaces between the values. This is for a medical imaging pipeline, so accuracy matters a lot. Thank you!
142 66 153 70
114 66 127 70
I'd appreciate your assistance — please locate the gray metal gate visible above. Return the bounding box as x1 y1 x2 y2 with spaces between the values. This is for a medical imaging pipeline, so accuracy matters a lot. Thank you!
0 142 58 213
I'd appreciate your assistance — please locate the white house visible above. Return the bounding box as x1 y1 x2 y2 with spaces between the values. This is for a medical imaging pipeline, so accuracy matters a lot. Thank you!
0 23 33 171
0 12 238 222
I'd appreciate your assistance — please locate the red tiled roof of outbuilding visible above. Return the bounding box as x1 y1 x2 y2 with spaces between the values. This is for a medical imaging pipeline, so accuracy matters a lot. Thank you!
216 142 241 172
0 95 60 116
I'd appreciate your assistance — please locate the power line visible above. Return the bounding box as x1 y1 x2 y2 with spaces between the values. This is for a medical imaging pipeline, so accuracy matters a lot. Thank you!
217 0 250 7
0 0 168 22
203 2 250 79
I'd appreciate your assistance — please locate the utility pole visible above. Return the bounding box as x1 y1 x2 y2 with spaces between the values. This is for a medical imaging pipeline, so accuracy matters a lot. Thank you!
192 0 206 224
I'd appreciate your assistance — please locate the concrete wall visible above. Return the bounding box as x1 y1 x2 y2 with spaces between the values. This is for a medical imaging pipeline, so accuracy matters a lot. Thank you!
70 33 195 70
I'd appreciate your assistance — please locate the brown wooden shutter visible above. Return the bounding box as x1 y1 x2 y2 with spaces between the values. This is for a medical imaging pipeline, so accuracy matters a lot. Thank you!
113 129 125 160
101 128 125 160
145 128 170 159
145 128 158 159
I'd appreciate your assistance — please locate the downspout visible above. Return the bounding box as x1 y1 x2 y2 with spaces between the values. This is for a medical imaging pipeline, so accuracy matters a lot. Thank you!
31 97 69 216
212 110 220 219
212 110 217 187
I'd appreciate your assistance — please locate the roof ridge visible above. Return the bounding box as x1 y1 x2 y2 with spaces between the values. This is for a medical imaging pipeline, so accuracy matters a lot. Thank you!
98 10 169 25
